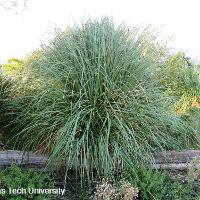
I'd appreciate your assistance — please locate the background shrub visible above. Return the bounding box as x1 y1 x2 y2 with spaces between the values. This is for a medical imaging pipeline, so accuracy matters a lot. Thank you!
0 76 13 138
0 165 54 200
156 52 200 114
124 166 199 200
2 58 24 77
0 54 45 147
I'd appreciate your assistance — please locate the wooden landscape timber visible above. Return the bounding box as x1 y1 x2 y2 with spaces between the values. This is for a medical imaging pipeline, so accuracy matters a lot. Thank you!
0 150 51 170
0 150 200 170
152 150 200 170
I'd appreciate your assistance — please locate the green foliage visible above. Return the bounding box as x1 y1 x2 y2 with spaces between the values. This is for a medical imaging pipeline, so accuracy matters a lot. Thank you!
166 181 199 200
0 75 25 146
0 165 54 200
2 57 38 97
124 166 166 199
157 52 200 114
181 107 200 135
2 58 24 77
156 52 200 135
0 76 12 130
124 166 198 200
12 17 199 181
0 55 45 147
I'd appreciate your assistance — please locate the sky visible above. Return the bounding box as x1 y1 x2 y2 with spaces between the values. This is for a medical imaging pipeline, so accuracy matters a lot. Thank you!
0 0 200 63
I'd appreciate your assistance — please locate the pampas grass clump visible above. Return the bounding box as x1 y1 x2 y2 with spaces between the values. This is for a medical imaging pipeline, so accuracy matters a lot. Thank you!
14 17 199 179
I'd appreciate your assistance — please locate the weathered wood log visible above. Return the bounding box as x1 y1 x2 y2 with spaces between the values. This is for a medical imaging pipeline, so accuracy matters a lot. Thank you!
0 150 51 170
152 162 200 170
153 150 200 164
0 150 200 170
151 150 200 170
